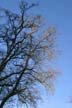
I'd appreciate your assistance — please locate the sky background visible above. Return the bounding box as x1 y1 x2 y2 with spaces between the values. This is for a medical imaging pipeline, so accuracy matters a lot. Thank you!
0 0 72 108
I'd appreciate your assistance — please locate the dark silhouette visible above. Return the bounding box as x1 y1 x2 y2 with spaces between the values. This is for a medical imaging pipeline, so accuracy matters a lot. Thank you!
0 1 59 108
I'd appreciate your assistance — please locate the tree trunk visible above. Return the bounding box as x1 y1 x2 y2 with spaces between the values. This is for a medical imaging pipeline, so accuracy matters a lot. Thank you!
0 93 12 108
0 101 6 108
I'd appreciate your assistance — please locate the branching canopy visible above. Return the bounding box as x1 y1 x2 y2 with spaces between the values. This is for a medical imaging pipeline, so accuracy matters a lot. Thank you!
0 1 59 108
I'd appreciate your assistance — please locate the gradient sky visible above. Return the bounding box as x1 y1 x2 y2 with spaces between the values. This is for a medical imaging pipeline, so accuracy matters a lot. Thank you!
0 0 72 108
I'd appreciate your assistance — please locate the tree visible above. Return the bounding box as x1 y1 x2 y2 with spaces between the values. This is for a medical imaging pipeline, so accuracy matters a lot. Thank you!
0 1 59 108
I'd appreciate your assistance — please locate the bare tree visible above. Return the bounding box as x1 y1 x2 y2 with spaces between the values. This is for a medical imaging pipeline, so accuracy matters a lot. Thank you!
0 1 59 108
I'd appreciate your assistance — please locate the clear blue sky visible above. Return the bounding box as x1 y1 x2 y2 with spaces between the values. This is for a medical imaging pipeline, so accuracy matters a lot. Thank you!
0 0 72 108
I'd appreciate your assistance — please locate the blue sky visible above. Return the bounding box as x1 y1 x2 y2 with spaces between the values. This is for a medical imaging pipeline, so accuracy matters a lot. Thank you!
0 0 72 108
